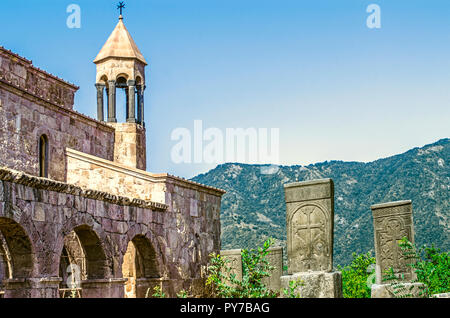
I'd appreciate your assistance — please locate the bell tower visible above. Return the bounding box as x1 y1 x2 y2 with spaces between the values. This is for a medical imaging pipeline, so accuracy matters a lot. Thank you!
94 10 147 170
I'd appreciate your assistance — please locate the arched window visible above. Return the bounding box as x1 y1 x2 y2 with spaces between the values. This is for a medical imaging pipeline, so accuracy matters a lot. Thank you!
39 135 49 178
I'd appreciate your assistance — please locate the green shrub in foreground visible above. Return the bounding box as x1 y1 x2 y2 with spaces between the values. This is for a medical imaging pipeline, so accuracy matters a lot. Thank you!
383 238 450 297
338 252 375 298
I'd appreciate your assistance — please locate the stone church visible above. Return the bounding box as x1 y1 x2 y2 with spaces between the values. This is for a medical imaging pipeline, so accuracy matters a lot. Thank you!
0 13 224 298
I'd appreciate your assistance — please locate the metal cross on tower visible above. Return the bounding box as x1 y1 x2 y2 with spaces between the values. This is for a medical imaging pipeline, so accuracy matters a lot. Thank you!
117 2 126 16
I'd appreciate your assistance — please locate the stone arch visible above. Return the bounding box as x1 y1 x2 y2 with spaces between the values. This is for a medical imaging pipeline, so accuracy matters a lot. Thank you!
122 226 164 298
59 230 87 290
111 68 132 82
115 73 129 85
123 235 160 279
0 231 12 291
72 225 109 279
0 217 34 279
135 74 144 86
56 215 115 281
98 75 108 84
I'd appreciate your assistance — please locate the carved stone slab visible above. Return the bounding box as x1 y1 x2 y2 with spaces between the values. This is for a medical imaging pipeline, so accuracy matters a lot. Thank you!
262 247 283 292
284 179 334 274
371 200 415 284
220 249 243 282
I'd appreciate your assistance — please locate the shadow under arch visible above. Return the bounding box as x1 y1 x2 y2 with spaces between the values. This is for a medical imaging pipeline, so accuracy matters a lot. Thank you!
55 221 117 298
122 234 161 298
58 224 110 285
0 217 33 280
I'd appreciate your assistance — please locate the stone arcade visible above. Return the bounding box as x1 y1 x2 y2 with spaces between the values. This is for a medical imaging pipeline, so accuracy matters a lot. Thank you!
0 13 224 298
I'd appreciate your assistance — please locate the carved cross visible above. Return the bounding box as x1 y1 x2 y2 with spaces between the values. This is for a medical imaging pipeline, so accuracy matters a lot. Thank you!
293 207 325 269
381 219 408 271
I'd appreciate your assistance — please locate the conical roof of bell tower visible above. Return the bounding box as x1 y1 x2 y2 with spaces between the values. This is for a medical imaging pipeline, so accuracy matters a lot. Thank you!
94 16 147 65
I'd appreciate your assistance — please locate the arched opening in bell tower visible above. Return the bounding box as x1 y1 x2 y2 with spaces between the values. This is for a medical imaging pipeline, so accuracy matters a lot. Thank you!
116 75 129 123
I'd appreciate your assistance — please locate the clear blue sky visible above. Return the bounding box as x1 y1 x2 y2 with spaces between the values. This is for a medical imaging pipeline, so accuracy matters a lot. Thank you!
2 0 450 178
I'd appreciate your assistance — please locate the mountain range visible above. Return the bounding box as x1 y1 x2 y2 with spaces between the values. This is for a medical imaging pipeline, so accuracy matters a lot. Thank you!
191 138 449 266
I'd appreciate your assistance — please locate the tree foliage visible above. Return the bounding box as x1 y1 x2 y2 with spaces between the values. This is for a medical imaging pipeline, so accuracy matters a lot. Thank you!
338 252 375 298
206 238 297 298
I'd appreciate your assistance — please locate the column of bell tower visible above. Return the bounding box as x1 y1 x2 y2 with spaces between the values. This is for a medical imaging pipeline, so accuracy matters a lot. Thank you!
93 14 148 171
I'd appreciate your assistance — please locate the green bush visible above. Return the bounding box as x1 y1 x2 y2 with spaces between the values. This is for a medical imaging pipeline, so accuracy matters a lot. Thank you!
338 252 375 298
206 238 278 298
413 245 450 295
205 238 301 298
383 238 450 298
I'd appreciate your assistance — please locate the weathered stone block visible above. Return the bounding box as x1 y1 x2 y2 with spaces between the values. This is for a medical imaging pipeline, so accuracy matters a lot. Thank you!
24 187 35 201
36 189 49 203
102 218 113 232
280 271 342 298
32 202 46 222
221 249 243 282
371 282 427 298
190 198 199 217
370 201 422 298
48 191 59 205
284 179 334 274
95 200 106 217
86 198 96 214
371 200 416 284
123 205 130 221
63 207 74 219
15 184 25 200
280 179 342 298
74 195 86 212
262 247 283 292
81 278 127 298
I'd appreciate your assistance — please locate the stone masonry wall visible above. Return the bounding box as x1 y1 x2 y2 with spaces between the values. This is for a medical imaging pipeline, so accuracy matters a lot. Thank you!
0 167 222 297
0 47 116 181
0 46 77 111
66 148 224 207
109 123 146 171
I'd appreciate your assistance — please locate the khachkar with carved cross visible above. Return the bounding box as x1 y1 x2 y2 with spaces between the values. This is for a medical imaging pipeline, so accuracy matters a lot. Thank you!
280 179 343 298
370 201 427 298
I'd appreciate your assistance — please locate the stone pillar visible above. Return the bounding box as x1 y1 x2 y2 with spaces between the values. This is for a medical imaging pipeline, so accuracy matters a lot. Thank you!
262 247 283 293
220 249 242 283
127 80 137 123
280 179 342 298
107 80 117 123
138 85 145 126
95 83 105 122
370 200 426 298
110 123 147 170
136 86 142 125
81 278 127 298
3 277 62 298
